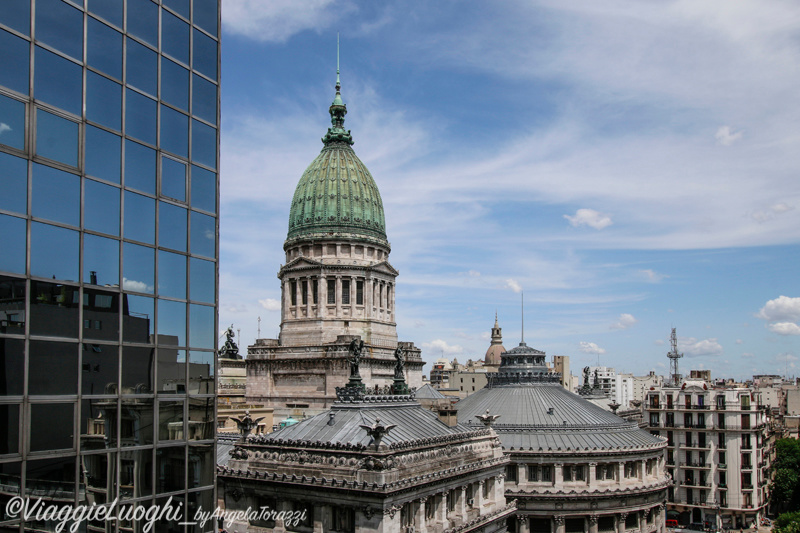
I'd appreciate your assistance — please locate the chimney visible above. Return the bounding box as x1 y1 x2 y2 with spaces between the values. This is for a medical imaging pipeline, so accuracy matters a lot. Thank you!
438 408 459 427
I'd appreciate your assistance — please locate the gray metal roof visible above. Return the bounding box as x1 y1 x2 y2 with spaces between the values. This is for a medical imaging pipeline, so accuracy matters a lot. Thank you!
217 434 239 467
414 384 447 399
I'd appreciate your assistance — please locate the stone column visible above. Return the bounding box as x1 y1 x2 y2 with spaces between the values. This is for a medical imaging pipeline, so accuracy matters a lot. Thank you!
349 276 356 311
416 497 427 531
366 276 373 318
456 486 467 524
589 515 599 533
618 512 628 533
643 509 651 533
335 275 342 317
383 506 402 533
439 491 449 528
319 275 327 318
618 462 625 485
272 500 293 533
589 462 598 489
475 480 485 514
555 515 566 533
517 515 530 533
494 474 505 503
306 276 312 317
283 279 291 320
640 460 646 482
555 463 564 485
312 503 327 533
659 504 666 533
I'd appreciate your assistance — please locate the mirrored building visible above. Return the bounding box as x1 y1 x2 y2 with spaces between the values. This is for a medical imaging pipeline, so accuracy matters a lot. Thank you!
0 1 220 531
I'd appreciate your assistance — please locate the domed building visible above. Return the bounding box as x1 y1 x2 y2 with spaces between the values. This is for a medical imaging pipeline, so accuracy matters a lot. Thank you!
484 313 506 370
456 341 670 533
245 69 424 418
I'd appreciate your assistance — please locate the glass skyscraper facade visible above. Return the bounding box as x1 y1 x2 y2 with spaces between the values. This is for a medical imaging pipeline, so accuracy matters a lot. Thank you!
0 1 219 531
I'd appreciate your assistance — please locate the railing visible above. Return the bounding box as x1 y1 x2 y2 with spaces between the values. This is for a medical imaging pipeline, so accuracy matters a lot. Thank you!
718 463 727 469
741 463 753 470
680 462 710 468
742 484 753 490
718 483 727 489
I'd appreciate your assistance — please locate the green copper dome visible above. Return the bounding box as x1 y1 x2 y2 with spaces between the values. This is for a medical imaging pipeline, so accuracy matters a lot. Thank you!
286 74 388 247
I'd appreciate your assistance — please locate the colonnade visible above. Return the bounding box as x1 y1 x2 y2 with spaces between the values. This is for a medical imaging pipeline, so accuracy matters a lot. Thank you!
283 274 394 320
515 505 665 533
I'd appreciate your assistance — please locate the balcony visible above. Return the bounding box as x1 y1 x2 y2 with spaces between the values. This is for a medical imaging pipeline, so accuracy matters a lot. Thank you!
718 463 727 469
682 442 710 450
741 464 753 470
681 462 710 469
742 484 754 490
682 479 711 488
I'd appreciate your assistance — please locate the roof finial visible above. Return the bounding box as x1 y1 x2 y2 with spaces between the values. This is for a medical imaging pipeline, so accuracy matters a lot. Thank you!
336 33 341 89
521 291 525 345
322 33 353 146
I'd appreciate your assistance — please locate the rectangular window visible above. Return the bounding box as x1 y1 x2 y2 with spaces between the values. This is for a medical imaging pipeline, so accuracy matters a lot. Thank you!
563 465 573 482
684 413 693 427
312 279 318 304
718 451 726 465
649 395 659 408
327 281 335 304
506 465 517 482
301 280 308 305
667 395 674 408
341 280 350 305
575 465 585 481
741 414 750 429
716 395 726 409
624 462 636 478
697 413 705 427
698 432 706 448
528 465 538 481
742 434 751 449
542 466 552 482
719 471 726 486
356 280 363 305
717 413 725 429
650 413 660 427
718 433 726 449
666 412 674 427
290 280 297 306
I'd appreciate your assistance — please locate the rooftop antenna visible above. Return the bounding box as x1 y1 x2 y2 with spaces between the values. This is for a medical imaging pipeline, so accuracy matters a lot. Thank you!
257 316 261 339
521 291 525 345
667 327 683 386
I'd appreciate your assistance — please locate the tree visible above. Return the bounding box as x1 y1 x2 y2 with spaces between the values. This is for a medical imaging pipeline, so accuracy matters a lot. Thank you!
772 439 800 513
774 511 800 533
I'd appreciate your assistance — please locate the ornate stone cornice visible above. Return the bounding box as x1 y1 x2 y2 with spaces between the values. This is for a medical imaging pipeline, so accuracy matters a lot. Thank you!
441 502 517 533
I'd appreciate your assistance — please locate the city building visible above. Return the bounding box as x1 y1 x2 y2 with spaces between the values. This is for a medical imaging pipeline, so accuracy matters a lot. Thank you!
0 0 220 530
644 374 774 529
243 63 424 420
456 342 670 533
484 314 506 371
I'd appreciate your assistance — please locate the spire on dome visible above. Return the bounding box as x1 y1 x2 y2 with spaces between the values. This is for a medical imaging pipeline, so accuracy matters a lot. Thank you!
323 34 354 146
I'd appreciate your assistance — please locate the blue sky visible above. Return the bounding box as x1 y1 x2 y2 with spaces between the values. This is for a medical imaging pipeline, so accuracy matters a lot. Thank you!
217 0 800 381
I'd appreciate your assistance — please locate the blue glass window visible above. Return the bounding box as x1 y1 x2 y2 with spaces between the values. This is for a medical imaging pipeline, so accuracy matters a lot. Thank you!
126 38 157 96
0 214 26 274
189 304 214 349
192 74 216 124
0 93 25 150
164 0 190 19
87 0 123 27
157 299 185 346
29 343 78 395
161 157 186 202
0 29 29 94
0 151 27 214
124 191 155 244
158 250 186 299
124 295 155 340
127 0 158 47
125 139 156 194
84 234 120 286
123 242 154 294
191 119 216 169
190 211 215 259
189 257 214 304
87 72 122 131
193 0 218 37
87 18 123 80
162 58 189 111
160 105 188 158
192 29 217 81
1 0 31 35
85 125 122 183
36 109 78 166
190 165 216 213
32 163 80 226
84 179 121 236
126 89 157 145
162 11 190 65
35 0 82 60
34 46 82 115
158 202 187 252
30 222 79 281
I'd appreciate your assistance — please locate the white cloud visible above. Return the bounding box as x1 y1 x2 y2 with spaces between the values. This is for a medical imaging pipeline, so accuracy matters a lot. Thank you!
742 352 754 358
564 209 613 230
679 337 723 357
776 353 798 363
750 203 796 223
258 298 281 311
768 322 800 336
0 123 11 135
504 279 522 293
639 269 668 283
715 125 743 146
610 313 638 330
757 296 800 322
122 278 154 293
579 341 606 355
468 270 481 277
222 0 354 43
735 339 743 345
422 339 464 355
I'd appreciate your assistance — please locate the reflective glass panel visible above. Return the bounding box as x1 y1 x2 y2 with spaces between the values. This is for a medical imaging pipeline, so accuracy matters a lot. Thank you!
88 0 123 28
161 58 189 111
85 125 122 183
30 403 74 451
190 165 216 213
156 448 185 494
30 223 79 281
0 405 20 453
161 157 186 202
192 74 216 125
34 46 82 115
87 72 122 131
36 109 79 166
83 234 120 286
32 162 80 226
26 457 75 505
157 299 185 346
84 179 121 236
125 139 156 194
0 277 25 336
29 280 80 338
164 0 190 19
120 449 154 497
189 350 214 383
188 304 213 350
123 191 155 244
190 211 215 258
123 295 155 342
125 89 157 145
0 29 29 94
160 105 189 157
83 287 120 342
158 349 186 394
0 214 26 275
79 452 118 504
0 336 25 394
122 242 154 294
28 340 78 394
187 400 213 440
162 11 189 65
126 38 157 96
35 0 82 60
121 346 154 393
158 404 185 443
193 0 218 36
82 343 119 395
127 0 158 47
0 93 25 150
158 202 187 252
87 17 123 79
0 0 30 35
192 28 217 81
189 258 214 304
191 119 216 169
158 250 186 299
0 151 27 214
